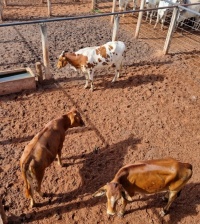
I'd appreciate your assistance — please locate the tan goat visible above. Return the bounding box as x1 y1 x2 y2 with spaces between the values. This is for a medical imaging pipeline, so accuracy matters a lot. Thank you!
93 158 192 217
20 109 85 208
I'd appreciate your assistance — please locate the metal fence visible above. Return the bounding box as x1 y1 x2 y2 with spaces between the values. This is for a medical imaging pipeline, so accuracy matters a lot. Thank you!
0 0 199 80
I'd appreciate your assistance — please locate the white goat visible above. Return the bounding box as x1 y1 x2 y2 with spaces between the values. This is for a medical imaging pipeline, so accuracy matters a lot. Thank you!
154 0 181 29
146 0 161 23
119 0 138 16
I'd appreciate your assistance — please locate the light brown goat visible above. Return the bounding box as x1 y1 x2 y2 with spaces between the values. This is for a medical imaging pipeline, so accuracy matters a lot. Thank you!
93 158 192 217
20 109 85 208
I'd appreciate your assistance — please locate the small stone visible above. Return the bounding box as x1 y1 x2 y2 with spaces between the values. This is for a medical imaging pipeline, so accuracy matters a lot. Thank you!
146 90 152 98
190 95 197 101
54 213 62 220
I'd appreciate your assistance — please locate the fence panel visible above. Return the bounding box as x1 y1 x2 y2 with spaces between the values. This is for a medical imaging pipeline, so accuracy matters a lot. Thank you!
0 0 199 70
0 15 153 81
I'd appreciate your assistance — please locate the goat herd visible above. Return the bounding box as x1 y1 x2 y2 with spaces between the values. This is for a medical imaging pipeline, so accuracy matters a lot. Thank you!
0 34 194 222
119 0 200 30
1 1 199 219
19 110 192 218
17 39 194 221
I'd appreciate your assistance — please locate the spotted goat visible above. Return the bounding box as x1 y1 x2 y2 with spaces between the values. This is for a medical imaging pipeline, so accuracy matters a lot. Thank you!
57 41 126 91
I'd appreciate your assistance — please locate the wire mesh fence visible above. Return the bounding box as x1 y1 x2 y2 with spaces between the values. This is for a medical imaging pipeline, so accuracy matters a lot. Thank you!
116 1 200 54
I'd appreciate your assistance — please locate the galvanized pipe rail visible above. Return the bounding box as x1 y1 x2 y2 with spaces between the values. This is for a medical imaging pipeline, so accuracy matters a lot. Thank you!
0 2 199 28
0 5 180 28
178 4 200 16
0 3 180 74
164 0 200 15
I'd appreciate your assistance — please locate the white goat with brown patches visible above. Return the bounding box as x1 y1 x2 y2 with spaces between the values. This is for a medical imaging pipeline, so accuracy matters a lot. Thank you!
57 41 126 91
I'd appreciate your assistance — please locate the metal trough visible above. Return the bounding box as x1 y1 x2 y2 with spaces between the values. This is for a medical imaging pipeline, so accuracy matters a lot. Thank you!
0 68 36 96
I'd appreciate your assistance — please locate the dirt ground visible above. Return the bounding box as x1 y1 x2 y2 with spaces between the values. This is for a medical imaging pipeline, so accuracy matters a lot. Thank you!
0 1 200 224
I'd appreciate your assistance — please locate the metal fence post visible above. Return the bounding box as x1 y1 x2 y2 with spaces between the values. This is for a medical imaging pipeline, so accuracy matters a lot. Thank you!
47 0 51 17
111 0 117 23
134 0 145 39
35 62 43 83
112 15 120 41
0 3 3 21
40 23 52 80
92 0 97 10
163 6 179 55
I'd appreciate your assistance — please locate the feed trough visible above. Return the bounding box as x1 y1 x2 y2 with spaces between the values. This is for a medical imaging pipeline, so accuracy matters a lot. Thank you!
0 68 36 96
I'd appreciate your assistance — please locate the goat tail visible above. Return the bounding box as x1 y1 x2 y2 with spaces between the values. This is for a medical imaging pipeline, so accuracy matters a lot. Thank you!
20 127 48 198
20 159 32 198
188 163 193 178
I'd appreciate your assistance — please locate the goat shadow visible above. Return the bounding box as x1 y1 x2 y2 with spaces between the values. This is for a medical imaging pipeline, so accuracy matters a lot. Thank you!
126 182 200 224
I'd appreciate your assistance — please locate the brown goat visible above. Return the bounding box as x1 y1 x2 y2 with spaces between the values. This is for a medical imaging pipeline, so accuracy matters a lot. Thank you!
93 158 192 217
20 109 85 208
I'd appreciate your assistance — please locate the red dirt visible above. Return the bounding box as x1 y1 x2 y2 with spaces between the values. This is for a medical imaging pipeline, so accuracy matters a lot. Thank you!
0 1 200 224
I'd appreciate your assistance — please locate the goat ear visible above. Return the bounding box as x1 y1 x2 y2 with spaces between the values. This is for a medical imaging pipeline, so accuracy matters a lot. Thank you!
69 107 75 112
69 108 78 116
61 51 65 56
93 185 107 197
121 188 132 201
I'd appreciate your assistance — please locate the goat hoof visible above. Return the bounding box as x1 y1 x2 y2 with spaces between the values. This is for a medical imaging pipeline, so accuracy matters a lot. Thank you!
84 82 90 89
58 162 63 167
40 192 44 197
30 202 35 208
160 209 168 217
118 212 125 217
107 213 115 219
90 87 95 92
161 196 168 202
